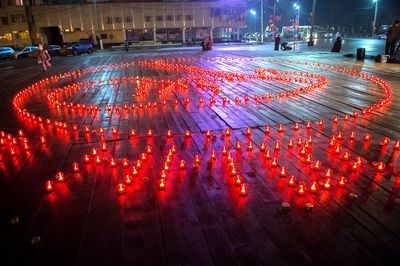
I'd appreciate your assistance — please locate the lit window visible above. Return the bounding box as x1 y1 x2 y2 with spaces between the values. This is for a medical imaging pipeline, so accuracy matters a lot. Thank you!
15 0 23 6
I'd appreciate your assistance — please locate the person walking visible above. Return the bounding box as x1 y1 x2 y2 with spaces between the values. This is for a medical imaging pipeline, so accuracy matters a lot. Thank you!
385 20 400 58
37 43 51 72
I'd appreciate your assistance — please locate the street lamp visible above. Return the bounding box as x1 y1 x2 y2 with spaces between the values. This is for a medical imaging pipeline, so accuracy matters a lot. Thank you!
260 0 264 43
372 0 378 37
293 2 300 51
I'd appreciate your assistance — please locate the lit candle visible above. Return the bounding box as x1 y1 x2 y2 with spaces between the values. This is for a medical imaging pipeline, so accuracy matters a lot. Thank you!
240 184 247 196
236 141 241 150
274 141 280 151
45 180 54 192
297 184 306 196
179 160 186 169
323 178 332 190
124 175 133 185
271 157 278 167
288 176 296 187
246 128 251 136
265 125 270 134
310 181 317 193
313 160 321 171
260 143 266 152
376 162 385 171
288 139 294 148
116 183 126 194
131 166 138 177
211 150 217 160
167 130 173 138
279 166 287 177
72 162 80 172
235 175 242 186
83 154 91 163
159 178 166 190
55 172 65 182
247 142 253 151
338 176 347 187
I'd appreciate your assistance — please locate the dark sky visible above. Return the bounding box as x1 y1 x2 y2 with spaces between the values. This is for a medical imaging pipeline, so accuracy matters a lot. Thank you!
249 0 400 27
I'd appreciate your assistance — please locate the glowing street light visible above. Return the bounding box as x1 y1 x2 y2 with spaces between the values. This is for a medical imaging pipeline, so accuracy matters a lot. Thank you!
249 9 257 37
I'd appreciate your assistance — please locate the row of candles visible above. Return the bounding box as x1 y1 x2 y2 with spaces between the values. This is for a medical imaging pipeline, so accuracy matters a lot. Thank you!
0 56 394 202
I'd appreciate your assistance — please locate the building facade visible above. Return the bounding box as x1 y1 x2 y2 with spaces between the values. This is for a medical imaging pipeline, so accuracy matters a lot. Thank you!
0 0 247 47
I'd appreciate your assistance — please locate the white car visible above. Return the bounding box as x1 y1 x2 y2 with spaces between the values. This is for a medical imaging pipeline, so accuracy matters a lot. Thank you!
9 46 38 59
377 34 387 39
0 47 15 59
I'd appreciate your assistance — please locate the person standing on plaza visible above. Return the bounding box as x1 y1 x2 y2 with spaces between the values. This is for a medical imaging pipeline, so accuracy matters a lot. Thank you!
124 39 129 52
37 42 51 72
385 20 400 58
331 36 342 53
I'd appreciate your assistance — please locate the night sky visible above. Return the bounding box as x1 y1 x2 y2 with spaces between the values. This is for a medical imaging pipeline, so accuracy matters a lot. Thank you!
248 0 400 28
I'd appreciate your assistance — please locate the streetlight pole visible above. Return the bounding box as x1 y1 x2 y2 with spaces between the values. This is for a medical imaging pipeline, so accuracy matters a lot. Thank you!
93 0 103 50
372 0 378 37
250 9 256 33
260 0 264 43
308 0 316 46
293 3 300 51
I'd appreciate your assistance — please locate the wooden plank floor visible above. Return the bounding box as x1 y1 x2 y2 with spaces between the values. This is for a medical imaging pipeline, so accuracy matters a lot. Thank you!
0 48 400 266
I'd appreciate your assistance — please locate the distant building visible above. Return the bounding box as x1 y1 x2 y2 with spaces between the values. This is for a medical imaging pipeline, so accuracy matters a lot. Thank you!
0 0 247 47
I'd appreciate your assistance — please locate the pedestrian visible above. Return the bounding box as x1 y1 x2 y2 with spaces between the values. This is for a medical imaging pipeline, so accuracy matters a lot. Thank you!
274 33 281 51
385 20 400 58
331 36 342 53
124 39 129 52
37 42 51 72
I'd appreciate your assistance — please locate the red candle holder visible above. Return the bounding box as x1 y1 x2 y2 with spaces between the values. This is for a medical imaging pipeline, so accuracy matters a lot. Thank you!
45 180 54 192
55 172 65 182
124 175 133 185
240 184 247 196
297 184 306 196
159 178 166 190
116 183 126 194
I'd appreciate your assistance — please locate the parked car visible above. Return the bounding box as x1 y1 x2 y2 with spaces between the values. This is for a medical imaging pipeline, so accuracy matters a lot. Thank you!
29 44 61 58
60 40 93 56
313 31 333 39
377 33 387 39
0 47 15 59
9 46 38 59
